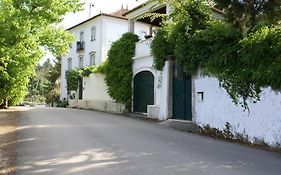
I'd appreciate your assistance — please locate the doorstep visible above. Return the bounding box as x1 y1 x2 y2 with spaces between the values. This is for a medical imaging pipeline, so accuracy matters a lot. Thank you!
159 119 200 133
125 112 159 121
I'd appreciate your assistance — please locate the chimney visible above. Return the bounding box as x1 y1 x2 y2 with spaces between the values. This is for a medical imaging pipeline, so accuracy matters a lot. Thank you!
126 4 128 10
89 3 94 18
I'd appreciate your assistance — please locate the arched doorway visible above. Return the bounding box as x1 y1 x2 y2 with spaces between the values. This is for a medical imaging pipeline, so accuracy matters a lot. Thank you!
133 71 154 113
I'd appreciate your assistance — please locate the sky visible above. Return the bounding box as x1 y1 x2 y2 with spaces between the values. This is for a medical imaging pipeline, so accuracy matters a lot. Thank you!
63 0 147 29
40 0 147 64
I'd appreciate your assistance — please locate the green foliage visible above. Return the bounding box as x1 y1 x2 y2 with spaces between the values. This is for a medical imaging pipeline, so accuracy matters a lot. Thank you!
45 58 61 104
25 59 53 103
66 69 82 91
151 29 173 70
104 33 139 106
213 0 281 33
66 63 107 91
151 0 281 109
151 0 212 71
200 122 251 144
0 0 83 108
25 58 62 105
81 61 108 77
56 99 68 108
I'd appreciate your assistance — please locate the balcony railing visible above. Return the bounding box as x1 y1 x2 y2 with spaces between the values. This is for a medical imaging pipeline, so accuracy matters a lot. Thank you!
76 41 85 52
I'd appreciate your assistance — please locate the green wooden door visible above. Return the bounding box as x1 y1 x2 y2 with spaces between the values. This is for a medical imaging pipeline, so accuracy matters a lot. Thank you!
133 71 154 113
173 64 192 120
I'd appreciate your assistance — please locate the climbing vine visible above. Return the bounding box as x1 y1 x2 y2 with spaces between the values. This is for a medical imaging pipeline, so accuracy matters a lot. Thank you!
150 0 281 109
104 33 139 108
66 62 107 91
151 29 173 70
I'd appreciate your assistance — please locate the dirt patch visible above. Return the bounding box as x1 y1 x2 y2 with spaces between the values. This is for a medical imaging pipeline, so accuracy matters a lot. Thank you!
0 108 22 175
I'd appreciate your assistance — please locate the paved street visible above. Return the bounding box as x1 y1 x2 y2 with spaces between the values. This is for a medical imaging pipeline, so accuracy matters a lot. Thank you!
16 107 281 175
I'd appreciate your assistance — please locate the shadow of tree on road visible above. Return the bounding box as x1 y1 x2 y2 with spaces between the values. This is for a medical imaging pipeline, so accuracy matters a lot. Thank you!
0 107 27 174
14 107 281 175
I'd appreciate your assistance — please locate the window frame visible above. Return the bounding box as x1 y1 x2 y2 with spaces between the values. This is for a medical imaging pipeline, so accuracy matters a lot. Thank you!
91 26 96 41
89 52 96 66
78 56 84 68
67 58 72 70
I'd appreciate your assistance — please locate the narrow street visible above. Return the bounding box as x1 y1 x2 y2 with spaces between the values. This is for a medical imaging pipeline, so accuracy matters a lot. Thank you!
16 107 281 175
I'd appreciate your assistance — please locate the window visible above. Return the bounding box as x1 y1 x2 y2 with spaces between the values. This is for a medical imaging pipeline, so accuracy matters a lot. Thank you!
91 26 96 41
79 56 83 68
67 58 72 70
80 31 84 42
90 52 96 66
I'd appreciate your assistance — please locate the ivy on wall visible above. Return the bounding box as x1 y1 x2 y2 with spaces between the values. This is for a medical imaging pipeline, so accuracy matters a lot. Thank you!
151 29 173 70
66 62 107 91
104 33 139 108
150 0 281 109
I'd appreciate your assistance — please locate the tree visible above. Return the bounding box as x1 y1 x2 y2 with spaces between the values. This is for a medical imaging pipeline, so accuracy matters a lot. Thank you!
45 58 61 105
0 0 83 108
25 59 53 104
214 0 281 34
25 58 61 105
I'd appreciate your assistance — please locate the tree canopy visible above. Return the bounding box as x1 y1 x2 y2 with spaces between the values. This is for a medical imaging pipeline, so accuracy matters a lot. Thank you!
0 0 83 108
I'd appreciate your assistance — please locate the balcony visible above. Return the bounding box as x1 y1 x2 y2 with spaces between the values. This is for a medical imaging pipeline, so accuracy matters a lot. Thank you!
76 41 85 52
134 37 153 59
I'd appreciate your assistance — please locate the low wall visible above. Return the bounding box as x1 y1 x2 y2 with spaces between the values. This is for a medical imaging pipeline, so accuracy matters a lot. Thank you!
194 75 281 145
68 99 126 114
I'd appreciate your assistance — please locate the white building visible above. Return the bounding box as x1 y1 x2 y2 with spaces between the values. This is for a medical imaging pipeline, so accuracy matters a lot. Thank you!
61 8 149 113
126 2 281 145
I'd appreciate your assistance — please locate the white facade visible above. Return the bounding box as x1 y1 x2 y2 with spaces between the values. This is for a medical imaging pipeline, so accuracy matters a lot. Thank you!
60 14 148 101
127 2 281 145
131 36 281 145
132 38 171 120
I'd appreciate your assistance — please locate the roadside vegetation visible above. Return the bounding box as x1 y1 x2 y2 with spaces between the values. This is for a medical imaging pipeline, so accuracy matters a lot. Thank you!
25 58 62 107
0 0 83 109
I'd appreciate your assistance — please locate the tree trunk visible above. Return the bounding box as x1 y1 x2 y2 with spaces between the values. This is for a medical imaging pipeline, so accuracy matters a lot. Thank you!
0 98 8 109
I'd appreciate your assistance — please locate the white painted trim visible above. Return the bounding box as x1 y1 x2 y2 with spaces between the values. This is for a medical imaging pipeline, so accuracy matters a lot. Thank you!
133 66 156 78
133 55 152 60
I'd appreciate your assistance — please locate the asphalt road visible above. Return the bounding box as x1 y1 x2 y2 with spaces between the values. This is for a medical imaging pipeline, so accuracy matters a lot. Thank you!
16 107 281 175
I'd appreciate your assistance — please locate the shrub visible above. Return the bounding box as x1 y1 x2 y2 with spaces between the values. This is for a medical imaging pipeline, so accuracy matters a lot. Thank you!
104 33 139 108
151 29 173 70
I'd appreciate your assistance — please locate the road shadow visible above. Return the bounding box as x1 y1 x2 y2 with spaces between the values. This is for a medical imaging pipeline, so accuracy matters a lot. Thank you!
0 107 28 174
14 107 281 175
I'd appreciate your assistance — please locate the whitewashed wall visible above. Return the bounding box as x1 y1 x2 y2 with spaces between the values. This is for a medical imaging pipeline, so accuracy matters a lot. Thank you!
61 17 103 99
101 17 149 62
83 74 112 101
132 39 170 120
193 73 281 145
61 15 149 100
